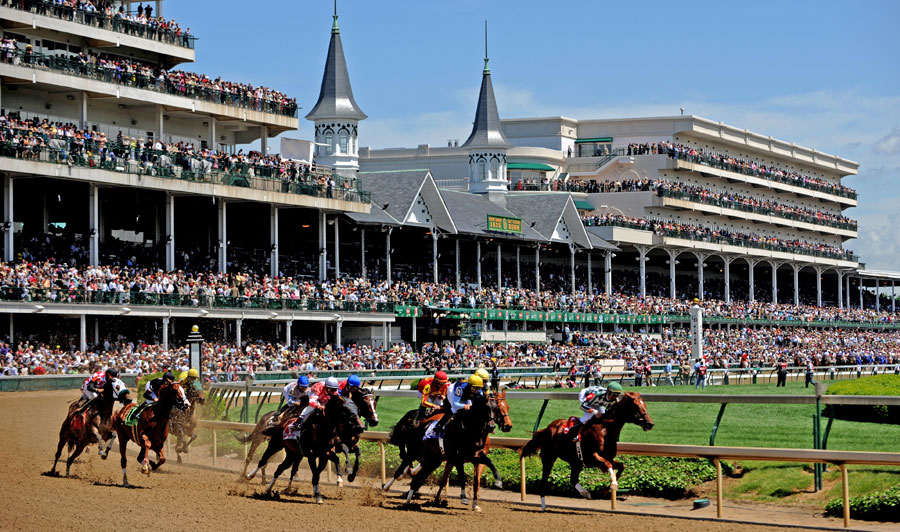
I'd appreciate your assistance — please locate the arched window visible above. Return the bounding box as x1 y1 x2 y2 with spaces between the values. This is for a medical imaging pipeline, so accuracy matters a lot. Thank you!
490 160 500 181
479 161 486 181
325 133 333 155
339 132 349 154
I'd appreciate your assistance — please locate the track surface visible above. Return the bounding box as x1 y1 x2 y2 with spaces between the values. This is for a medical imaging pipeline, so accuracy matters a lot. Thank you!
0 391 836 531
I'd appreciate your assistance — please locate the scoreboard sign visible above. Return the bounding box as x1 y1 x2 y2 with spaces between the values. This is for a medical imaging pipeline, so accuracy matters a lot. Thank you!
486 214 523 234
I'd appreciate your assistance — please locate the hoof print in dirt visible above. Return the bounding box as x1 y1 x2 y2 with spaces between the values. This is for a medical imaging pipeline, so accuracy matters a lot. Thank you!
249 490 281 501
41 471 62 478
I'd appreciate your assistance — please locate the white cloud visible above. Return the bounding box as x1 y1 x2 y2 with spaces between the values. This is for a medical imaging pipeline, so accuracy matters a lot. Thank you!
874 127 900 154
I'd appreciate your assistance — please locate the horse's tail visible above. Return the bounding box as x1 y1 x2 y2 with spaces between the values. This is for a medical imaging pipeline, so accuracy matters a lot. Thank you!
233 432 252 444
388 409 417 445
260 424 281 438
520 426 552 458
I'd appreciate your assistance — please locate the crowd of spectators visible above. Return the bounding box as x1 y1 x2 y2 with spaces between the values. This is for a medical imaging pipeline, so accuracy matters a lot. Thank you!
626 141 856 197
0 38 297 116
585 178 856 229
582 213 855 261
4 1 194 48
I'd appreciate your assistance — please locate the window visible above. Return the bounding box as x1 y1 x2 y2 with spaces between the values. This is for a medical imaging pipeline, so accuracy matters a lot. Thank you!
577 142 612 157
339 132 348 154
490 161 500 181
325 133 333 155
479 161 486 180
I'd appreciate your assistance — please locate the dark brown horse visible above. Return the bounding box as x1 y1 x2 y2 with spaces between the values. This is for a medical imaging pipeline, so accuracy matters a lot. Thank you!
112 381 190 487
170 379 205 463
520 391 654 511
50 379 129 476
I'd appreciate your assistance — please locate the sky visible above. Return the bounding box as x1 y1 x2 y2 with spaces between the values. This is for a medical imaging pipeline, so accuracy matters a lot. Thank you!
165 0 900 270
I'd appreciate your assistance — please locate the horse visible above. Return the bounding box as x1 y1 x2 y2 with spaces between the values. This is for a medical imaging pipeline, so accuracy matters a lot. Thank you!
520 391 654 511
170 380 205 463
332 387 378 483
403 393 496 511
50 379 129 476
112 381 190 487
258 396 357 503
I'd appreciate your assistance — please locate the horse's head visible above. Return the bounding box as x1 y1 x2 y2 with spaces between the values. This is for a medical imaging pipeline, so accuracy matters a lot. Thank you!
467 393 495 434
161 381 191 412
488 390 513 433
614 391 654 431
351 387 379 427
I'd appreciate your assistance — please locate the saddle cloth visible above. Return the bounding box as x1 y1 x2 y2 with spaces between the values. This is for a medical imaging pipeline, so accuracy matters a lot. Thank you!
562 416 582 441
124 403 149 427
282 417 301 440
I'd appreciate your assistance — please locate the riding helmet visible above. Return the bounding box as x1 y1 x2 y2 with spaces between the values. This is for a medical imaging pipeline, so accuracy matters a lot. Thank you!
347 374 361 388
434 370 448 383
325 376 339 389
297 375 310 387
105 367 119 379
163 370 175 381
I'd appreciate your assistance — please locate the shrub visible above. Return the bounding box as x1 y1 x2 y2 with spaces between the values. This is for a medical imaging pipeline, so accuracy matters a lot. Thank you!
825 484 900 521
824 375 900 424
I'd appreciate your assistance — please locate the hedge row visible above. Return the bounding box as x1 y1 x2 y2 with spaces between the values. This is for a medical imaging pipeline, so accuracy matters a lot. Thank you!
824 375 900 424
826 484 900 521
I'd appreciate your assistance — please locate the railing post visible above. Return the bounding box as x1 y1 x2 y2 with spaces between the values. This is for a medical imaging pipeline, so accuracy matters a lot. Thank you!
212 429 217 466
533 399 550 434
520 455 527 502
714 458 723 518
709 403 727 446
379 441 386 487
840 463 850 528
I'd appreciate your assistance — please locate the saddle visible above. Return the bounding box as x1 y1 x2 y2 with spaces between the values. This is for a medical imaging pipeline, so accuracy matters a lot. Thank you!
417 411 443 428
562 416 582 441
282 417 302 440
124 402 151 427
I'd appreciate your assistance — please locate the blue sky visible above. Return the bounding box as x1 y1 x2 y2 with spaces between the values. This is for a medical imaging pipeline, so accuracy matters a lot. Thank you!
167 0 900 270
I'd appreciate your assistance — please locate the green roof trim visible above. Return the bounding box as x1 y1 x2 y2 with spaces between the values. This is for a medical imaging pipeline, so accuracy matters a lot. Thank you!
573 200 596 210
507 162 555 171
575 137 613 143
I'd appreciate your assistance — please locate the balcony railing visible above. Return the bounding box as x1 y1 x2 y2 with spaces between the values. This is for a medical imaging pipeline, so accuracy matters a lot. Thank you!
0 140 371 204
656 188 858 231
670 151 857 199
584 218 858 262
0 286 395 313
4 0 197 49
0 49 298 118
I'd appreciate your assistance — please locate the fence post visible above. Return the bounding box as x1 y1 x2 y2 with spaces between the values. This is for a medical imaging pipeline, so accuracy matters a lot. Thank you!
714 458 723 518
519 455 526 502
212 429 217 466
242 378 252 423
379 441 386 487
840 463 850 528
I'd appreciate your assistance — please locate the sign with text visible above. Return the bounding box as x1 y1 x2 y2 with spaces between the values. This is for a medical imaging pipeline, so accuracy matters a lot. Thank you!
486 214 523 234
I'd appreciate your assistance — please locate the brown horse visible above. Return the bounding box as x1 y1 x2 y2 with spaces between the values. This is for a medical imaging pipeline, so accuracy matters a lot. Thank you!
112 381 190 487
520 391 654 511
170 379 205 463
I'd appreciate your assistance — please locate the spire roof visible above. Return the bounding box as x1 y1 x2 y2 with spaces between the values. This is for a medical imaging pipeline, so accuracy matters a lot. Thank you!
305 5 366 122
461 22 511 150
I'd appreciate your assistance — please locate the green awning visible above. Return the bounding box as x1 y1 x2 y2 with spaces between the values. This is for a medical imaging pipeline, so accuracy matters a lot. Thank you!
573 200 595 210
507 162 555 171
575 137 613 143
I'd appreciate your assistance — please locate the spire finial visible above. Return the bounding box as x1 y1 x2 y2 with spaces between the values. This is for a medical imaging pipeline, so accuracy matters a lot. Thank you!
483 20 490 74
332 0 340 34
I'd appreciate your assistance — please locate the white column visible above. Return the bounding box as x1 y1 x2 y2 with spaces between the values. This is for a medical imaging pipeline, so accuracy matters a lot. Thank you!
771 262 778 304
360 229 367 278
696 253 705 300
3 175 13 263
79 314 87 353
587 253 592 295
815 267 824 308
516 246 521 290
235 319 243 347
260 125 269 156
156 104 164 141
497 242 502 289
569 245 576 295
88 183 99 267
666 249 680 300
433 232 439 284
80 91 89 130
846 274 851 309
208 117 217 152
723 257 733 304
604 251 612 296
318 211 326 282
162 317 169 351
837 271 844 309
93 319 99 348
217 199 227 274
270 206 279 278
893 281 896 313
385 228 392 284
476 241 482 291
8 314 13 347
165 193 175 271
793 264 801 306
535 246 541 291
334 217 340 279
748 259 756 302
859 278 863 309
455 239 460 290
285 321 292 347
875 280 880 312
335 320 342 348
635 245 650 298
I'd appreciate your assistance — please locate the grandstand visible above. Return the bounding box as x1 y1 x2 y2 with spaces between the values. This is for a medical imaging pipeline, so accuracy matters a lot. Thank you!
0 2 898 372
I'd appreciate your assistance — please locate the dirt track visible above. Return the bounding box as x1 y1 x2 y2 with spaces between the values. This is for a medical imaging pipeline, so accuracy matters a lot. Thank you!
0 391 857 531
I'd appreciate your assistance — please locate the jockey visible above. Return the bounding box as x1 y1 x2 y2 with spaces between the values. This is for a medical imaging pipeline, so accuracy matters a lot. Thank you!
142 370 176 405
568 381 624 439
415 370 449 422
292 376 340 431
475 368 491 388
179 368 200 388
80 367 118 406
274 375 311 423
428 374 483 438
338 374 362 397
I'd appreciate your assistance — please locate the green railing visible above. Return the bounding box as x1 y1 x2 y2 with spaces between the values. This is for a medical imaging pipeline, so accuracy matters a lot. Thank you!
583 219 857 262
671 151 857 199
1 48 297 117
0 287 394 313
656 188 857 230
7 0 197 49
0 139 371 203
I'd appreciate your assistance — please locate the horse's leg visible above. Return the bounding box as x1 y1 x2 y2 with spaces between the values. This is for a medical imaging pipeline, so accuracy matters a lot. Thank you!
286 455 304 492
152 441 166 471
330 451 344 487
348 445 360 483
538 453 557 512
384 453 411 491
247 437 282 481
265 451 293 494
102 431 116 460
66 440 87 477
310 454 329 503
473 462 488 511
138 433 152 474
571 462 590 499
117 428 130 487
51 434 67 474
432 460 452 504
456 461 469 505
407 452 442 503
484 455 503 488
591 453 617 490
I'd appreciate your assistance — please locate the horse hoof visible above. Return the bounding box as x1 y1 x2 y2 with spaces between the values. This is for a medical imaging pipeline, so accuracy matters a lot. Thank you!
461 497 469 506
336 478 343 488
316 496 323 504
348 474 356 483
473 505 482 512
493 480 503 489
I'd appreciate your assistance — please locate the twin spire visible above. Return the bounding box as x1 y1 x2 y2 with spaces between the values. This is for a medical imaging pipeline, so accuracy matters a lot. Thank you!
462 20 511 150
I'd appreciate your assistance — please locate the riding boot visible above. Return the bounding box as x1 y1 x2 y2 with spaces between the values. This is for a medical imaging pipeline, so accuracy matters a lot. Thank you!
433 413 451 435
569 420 582 441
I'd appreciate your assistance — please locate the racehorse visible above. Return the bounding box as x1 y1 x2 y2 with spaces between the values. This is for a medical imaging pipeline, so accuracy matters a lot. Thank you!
112 380 190 487
170 381 205 463
259 397 356 503
50 380 128 476
244 387 377 486
383 391 510 497
520 391 654 511
403 393 496 511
